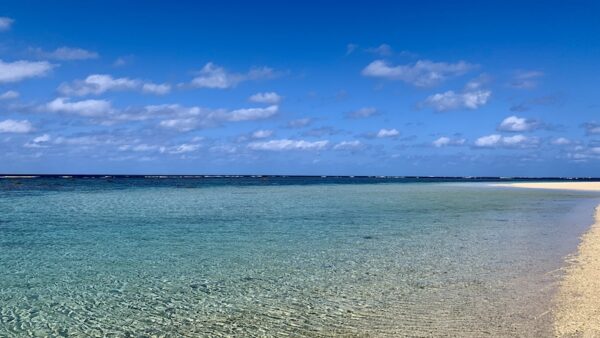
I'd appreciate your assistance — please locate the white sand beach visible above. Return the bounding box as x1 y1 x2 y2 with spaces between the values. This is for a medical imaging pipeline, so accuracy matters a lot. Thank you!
495 182 600 336
492 182 600 191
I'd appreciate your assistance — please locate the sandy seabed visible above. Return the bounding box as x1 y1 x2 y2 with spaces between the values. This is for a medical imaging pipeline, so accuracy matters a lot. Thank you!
495 182 600 337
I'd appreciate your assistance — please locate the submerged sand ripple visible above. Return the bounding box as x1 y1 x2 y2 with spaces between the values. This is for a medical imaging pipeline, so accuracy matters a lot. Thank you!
554 206 600 337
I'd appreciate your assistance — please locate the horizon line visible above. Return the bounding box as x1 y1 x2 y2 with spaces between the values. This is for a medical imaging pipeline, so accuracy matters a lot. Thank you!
2 174 600 180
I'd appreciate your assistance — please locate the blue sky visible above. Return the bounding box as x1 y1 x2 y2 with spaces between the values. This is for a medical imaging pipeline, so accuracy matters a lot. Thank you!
0 1 599 176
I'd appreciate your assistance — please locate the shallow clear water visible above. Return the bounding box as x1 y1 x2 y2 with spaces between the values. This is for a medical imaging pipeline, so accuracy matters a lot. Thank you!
1 179 599 337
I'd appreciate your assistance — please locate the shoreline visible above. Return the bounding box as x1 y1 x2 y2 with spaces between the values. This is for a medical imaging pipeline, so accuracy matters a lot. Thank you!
494 182 600 336
554 206 600 336
491 182 600 191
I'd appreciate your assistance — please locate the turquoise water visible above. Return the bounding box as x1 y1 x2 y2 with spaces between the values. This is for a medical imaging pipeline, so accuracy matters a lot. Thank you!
1 179 599 337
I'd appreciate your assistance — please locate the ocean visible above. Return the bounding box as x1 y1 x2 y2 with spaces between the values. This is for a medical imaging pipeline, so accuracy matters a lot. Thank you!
1 177 599 336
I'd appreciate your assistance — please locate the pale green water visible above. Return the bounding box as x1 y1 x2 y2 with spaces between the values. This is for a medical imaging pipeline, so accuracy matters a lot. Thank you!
0 179 598 337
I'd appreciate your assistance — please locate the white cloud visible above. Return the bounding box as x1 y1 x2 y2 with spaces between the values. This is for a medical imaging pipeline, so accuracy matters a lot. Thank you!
58 74 169 96
249 91 282 104
0 119 33 133
154 104 277 131
346 107 378 119
432 136 466 147
365 44 392 56
287 118 312 128
119 144 160 152
424 89 491 112
142 82 171 95
248 139 329 151
362 59 475 87
502 134 528 145
582 122 600 135
52 135 112 146
45 97 113 117
24 134 51 148
251 129 273 139
474 134 502 147
376 128 399 138
551 137 571 145
209 144 237 154
161 143 201 154
0 59 54 83
35 47 99 60
0 90 19 100
225 105 278 121
474 134 535 148
159 118 198 132
191 62 276 89
0 17 14 31
498 115 538 132
511 71 544 89
33 134 50 143
333 140 364 151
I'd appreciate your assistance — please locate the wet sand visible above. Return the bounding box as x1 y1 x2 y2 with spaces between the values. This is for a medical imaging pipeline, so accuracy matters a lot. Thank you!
495 182 600 336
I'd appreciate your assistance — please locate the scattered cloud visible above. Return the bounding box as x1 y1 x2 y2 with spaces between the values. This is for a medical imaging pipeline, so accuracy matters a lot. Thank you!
564 145 600 162
582 122 600 135
302 126 344 137
118 144 159 152
142 82 171 95
191 62 277 89
551 137 571 145
0 17 14 31
0 90 19 100
474 134 537 148
497 115 540 132
365 44 392 56
432 136 466 147
113 55 134 67
333 140 364 151
225 105 278 121
510 70 544 89
287 118 313 128
248 139 329 151
376 128 399 138
0 59 54 83
162 143 201 154
150 104 278 132
44 97 113 117
510 93 563 112
345 107 378 119
0 119 33 133
24 134 51 148
362 59 475 87
33 46 99 60
58 74 170 96
423 89 491 112
249 92 282 104
251 129 274 139
158 118 198 132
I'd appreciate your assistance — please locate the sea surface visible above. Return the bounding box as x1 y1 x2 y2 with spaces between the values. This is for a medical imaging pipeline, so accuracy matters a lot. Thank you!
1 177 599 337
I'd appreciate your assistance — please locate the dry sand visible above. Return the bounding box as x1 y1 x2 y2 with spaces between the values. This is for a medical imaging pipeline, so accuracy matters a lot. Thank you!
495 182 600 337
492 182 600 192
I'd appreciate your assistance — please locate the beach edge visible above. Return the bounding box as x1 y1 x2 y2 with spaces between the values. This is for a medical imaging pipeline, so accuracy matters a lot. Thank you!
553 205 600 336
493 182 600 336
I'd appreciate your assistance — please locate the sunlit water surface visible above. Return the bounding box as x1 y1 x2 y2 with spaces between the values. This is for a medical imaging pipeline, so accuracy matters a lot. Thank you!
1 179 599 336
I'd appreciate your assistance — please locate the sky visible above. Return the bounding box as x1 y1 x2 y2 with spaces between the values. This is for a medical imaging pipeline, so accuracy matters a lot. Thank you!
0 0 599 176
